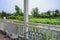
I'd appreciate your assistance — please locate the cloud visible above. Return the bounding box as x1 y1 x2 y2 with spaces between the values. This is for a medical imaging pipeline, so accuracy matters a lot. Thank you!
0 0 60 14
0 0 23 13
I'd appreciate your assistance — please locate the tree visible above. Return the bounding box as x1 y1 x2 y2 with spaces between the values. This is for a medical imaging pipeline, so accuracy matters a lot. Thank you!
31 7 39 18
40 13 46 18
1 10 7 18
51 9 60 17
54 9 59 17
15 5 23 16
0 12 1 16
55 9 59 14
46 10 51 18
6 13 11 17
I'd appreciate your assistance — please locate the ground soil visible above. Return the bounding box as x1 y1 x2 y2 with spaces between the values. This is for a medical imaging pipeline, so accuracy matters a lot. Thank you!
0 30 10 40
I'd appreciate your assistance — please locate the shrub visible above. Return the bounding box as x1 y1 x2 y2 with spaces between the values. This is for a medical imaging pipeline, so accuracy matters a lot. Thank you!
18 16 24 21
8 15 16 19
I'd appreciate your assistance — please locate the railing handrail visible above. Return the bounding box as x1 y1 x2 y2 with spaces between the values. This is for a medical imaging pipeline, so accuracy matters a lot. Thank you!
4 20 60 31
6 20 60 27
0 20 60 40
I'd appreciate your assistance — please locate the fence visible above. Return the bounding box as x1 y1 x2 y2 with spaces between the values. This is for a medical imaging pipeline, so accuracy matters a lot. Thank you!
0 20 60 40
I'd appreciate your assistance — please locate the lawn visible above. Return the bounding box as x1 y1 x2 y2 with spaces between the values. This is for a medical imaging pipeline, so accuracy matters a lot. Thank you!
29 18 60 25
8 17 60 25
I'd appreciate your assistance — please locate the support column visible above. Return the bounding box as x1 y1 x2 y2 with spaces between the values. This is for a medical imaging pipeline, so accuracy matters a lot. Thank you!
24 0 28 38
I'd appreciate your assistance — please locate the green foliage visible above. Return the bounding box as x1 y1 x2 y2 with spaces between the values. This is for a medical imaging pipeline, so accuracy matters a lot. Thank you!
39 13 47 18
0 10 11 19
45 10 51 18
29 18 60 25
8 15 16 19
31 8 60 18
18 16 24 21
1 10 7 18
0 12 1 18
31 7 39 18
0 6 60 25
8 15 24 21
29 15 33 19
15 5 23 16
54 9 60 17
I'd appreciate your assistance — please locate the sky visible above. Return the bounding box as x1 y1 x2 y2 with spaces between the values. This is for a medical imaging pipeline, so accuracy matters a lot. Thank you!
0 0 60 14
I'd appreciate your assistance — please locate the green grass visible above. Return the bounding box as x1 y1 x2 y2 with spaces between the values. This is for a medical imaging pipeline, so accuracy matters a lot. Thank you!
29 18 60 25
8 16 60 25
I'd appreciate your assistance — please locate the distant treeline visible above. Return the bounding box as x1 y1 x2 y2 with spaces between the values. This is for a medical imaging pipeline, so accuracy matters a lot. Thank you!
31 7 60 18
0 5 23 19
0 5 60 19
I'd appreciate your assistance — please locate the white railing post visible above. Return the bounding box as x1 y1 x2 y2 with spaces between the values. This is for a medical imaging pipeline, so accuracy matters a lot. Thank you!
46 25 50 40
24 0 29 39
3 17 6 21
